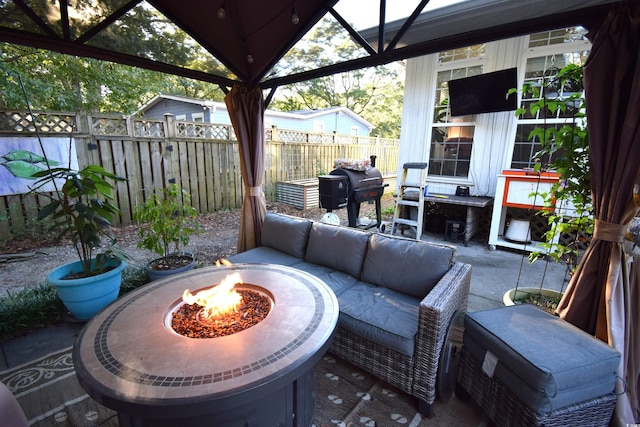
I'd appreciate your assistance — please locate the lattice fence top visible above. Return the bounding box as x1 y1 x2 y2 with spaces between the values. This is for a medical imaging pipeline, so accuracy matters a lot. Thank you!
90 116 128 136
276 129 335 144
0 110 400 147
269 128 400 145
0 111 77 133
134 119 165 138
176 122 234 140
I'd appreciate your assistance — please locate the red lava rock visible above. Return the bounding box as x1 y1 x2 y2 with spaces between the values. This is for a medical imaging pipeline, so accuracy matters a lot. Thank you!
171 290 271 339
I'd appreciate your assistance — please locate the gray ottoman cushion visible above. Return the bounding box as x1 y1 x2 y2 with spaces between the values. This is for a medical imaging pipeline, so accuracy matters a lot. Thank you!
361 234 453 297
464 305 620 413
337 281 420 356
304 222 369 278
260 212 312 258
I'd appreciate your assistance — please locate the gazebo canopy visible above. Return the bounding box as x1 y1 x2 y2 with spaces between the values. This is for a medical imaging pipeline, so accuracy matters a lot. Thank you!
1 1 639 424
0 0 623 91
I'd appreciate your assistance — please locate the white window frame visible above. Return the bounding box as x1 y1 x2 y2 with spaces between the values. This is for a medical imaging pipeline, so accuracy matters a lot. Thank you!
429 58 484 178
511 28 590 169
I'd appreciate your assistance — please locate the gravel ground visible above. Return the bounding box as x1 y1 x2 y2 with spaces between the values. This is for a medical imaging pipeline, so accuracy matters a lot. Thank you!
0 196 395 296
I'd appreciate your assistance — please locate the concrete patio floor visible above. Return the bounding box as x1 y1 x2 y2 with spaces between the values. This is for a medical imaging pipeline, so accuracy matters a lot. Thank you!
0 230 568 368
0 230 568 426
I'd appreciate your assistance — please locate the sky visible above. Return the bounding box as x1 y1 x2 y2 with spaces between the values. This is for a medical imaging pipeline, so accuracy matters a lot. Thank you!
333 0 467 29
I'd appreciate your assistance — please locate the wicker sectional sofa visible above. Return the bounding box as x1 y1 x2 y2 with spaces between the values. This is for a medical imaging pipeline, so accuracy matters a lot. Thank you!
228 212 472 415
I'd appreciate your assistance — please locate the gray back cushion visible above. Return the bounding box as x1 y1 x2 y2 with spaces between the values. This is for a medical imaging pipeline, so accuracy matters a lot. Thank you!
260 213 312 258
361 234 454 297
304 222 370 278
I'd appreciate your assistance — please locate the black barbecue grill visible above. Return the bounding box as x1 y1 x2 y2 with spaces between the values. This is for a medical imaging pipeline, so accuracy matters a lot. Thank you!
318 155 387 229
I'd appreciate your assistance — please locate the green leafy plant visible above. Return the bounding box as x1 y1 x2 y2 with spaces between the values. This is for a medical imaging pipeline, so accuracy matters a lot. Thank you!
315 160 328 177
133 184 201 269
381 205 396 217
30 165 128 277
118 264 153 294
0 265 150 340
0 283 65 340
511 64 592 273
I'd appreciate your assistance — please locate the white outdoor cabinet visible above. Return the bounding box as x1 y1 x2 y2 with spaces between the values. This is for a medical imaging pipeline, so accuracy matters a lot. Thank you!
488 169 560 252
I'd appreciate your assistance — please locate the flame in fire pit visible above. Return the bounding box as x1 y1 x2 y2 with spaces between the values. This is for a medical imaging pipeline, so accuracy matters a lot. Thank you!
182 272 243 320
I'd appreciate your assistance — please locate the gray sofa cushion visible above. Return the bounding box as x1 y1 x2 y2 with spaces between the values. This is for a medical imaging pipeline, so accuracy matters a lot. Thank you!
361 233 454 297
304 222 369 278
316 269 360 296
231 248 359 297
260 212 312 258
227 246 301 267
337 281 420 356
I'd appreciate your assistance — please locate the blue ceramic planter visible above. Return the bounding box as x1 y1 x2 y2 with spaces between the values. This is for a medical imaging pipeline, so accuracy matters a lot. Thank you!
146 252 195 281
46 258 126 320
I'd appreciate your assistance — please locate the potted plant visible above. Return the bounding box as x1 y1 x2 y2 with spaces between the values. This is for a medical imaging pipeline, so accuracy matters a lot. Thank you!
133 184 201 281
504 64 592 311
524 64 592 272
503 287 564 314
30 164 128 320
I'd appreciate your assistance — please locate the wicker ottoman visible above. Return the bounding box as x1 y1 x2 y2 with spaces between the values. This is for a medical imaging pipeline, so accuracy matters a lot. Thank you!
456 305 620 427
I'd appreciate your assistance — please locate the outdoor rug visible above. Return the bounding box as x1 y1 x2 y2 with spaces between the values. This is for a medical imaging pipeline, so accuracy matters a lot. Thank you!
0 347 483 426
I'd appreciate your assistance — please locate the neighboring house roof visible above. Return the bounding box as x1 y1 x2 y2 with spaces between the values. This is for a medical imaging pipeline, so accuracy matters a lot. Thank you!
136 94 216 114
137 95 374 130
288 106 374 130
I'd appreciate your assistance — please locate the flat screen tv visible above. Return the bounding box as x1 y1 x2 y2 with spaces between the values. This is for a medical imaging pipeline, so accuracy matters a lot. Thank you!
448 68 518 116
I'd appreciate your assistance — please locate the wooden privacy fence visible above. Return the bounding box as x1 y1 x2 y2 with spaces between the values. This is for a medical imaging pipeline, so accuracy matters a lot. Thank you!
0 110 399 238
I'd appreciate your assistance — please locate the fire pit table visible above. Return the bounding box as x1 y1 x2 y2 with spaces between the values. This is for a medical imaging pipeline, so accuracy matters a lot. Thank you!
73 263 339 427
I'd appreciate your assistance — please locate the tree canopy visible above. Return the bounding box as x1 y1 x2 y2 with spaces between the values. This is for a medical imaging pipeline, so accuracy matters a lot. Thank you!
0 44 224 113
1 16 404 137
271 18 405 138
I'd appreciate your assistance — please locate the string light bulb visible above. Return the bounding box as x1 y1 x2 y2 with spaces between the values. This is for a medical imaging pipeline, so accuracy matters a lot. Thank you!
247 54 254 64
291 7 299 25
217 3 226 19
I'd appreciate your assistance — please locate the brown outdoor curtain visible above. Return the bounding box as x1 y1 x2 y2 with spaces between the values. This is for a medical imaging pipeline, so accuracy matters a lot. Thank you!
224 85 267 252
556 2 640 423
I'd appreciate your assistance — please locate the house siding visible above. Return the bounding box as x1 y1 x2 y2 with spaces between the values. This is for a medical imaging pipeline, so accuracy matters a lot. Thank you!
144 99 214 122
400 32 586 198
268 113 368 135
142 99 370 136
209 106 231 125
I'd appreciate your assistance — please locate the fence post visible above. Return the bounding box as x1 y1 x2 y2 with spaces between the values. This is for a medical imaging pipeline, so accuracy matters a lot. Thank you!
163 114 177 188
125 115 135 137
75 112 93 169
76 111 89 134
164 113 175 138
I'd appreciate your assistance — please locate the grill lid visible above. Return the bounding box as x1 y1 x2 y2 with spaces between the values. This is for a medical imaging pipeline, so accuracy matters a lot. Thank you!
329 167 383 189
